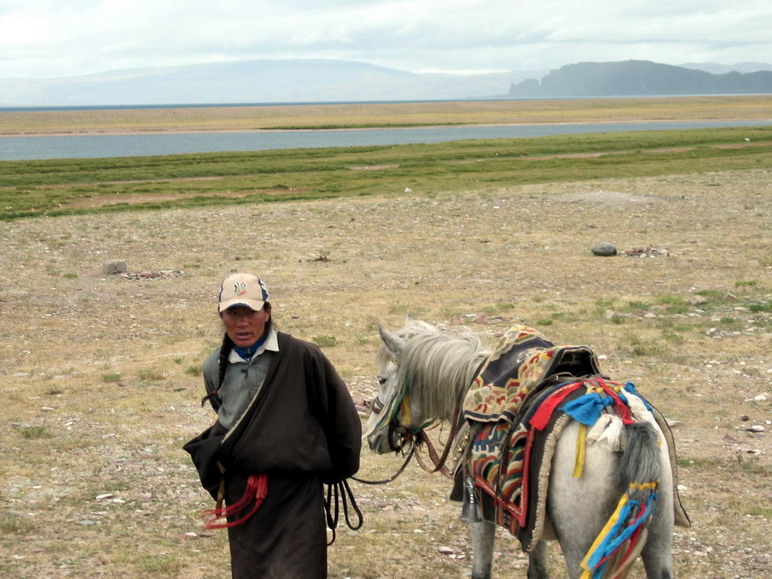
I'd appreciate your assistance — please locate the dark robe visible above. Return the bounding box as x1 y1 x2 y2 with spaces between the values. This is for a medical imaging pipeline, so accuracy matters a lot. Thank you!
184 332 362 578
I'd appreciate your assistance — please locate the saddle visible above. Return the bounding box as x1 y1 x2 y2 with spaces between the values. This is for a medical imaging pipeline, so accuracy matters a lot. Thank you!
455 326 690 553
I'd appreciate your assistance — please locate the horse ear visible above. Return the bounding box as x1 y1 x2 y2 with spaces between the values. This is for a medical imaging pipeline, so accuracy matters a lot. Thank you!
378 324 405 356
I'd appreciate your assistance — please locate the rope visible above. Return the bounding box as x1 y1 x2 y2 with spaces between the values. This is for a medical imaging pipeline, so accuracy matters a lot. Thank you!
202 473 268 530
324 479 364 546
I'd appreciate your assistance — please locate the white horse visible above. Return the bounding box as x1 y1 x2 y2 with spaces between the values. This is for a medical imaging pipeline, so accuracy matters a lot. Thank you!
365 318 688 579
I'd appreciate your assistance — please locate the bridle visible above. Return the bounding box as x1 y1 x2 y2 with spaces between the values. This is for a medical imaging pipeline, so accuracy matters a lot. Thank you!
351 389 418 486
355 375 463 485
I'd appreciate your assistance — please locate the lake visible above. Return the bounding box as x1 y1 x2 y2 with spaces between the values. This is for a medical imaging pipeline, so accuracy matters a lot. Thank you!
1 120 769 161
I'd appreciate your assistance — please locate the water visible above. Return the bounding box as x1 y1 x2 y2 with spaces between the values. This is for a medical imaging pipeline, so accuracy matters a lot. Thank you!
1 120 768 161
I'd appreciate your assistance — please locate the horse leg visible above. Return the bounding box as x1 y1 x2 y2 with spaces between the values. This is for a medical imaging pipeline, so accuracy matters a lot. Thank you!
470 519 496 579
527 540 549 579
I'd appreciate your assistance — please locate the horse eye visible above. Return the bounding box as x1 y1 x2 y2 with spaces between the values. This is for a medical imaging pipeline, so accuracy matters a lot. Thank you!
377 376 388 386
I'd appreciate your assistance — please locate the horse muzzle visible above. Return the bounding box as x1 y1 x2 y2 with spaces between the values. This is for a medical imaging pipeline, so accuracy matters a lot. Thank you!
367 422 410 454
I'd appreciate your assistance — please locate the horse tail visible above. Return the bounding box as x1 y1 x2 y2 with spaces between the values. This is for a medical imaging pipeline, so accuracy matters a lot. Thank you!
620 421 662 494
581 421 662 576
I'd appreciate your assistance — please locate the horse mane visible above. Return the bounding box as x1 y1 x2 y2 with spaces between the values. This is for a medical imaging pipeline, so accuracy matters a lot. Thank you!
381 318 489 422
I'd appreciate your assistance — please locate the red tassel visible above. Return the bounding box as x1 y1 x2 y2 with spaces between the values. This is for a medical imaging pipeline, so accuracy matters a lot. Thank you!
202 474 268 530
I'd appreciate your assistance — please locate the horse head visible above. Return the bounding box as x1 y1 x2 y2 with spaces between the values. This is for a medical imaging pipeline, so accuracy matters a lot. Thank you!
365 323 416 454
365 317 486 454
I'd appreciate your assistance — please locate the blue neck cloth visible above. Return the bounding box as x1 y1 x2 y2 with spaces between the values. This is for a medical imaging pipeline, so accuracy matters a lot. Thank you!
233 332 268 360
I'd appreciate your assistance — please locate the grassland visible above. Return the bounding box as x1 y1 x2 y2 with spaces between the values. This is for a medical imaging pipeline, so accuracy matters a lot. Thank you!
1 125 771 221
2 95 770 135
0 98 770 577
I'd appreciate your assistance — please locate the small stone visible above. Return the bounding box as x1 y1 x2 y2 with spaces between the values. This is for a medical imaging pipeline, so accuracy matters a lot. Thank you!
591 243 617 257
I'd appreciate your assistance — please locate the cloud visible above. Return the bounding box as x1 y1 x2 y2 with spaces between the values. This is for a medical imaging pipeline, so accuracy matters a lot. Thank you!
0 0 770 78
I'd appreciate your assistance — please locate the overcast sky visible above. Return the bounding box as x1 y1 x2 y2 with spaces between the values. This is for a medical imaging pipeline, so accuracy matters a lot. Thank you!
2 0 771 78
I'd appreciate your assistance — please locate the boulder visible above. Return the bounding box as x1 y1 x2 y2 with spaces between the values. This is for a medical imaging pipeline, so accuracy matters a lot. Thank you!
102 260 128 275
591 243 617 257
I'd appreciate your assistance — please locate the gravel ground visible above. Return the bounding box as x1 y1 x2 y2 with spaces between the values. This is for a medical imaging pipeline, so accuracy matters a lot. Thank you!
0 169 769 577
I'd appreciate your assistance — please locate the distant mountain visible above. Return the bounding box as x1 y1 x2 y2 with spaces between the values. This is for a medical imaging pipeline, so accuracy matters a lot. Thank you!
2 59 769 107
0 59 546 107
508 60 772 98
680 62 772 75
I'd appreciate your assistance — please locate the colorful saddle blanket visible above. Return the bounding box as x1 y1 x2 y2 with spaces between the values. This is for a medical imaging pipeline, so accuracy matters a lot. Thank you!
463 325 601 423
458 326 690 555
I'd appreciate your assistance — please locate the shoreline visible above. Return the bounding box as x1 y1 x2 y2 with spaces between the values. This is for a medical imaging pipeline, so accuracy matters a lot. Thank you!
1 95 770 137
2 118 770 139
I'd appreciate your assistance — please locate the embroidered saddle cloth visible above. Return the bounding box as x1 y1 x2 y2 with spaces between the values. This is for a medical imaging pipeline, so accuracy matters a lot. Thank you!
462 325 601 423
458 326 690 552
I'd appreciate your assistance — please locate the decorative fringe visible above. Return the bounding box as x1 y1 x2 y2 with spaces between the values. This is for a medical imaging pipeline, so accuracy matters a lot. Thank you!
580 481 657 578
202 473 268 530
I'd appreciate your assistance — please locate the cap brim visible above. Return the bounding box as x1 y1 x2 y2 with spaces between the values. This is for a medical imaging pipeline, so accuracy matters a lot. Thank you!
219 299 265 313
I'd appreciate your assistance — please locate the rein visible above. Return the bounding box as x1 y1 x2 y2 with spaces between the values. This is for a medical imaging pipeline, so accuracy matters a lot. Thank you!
414 425 457 480
324 479 363 546
351 439 416 485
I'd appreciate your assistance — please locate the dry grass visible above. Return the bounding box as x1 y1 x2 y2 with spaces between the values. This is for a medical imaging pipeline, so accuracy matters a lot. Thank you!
2 95 771 135
0 164 770 577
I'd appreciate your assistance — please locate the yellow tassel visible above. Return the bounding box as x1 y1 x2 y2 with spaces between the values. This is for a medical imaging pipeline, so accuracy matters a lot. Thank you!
399 397 411 426
573 422 587 478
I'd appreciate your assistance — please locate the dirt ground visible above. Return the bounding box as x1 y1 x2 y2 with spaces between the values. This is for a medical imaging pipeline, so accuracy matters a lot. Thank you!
0 169 769 577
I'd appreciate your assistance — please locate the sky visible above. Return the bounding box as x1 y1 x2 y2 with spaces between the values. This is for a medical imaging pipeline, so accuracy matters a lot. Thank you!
1 0 771 79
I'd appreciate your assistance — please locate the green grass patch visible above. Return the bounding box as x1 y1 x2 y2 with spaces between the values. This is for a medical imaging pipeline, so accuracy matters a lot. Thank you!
17 425 50 439
1 126 770 221
313 335 339 347
0 513 36 535
137 369 165 382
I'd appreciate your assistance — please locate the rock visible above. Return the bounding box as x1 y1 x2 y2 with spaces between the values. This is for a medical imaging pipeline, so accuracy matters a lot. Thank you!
102 260 128 275
591 243 617 257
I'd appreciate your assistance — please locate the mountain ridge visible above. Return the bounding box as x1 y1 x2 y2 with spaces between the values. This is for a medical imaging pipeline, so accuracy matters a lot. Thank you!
1 59 770 107
509 60 772 97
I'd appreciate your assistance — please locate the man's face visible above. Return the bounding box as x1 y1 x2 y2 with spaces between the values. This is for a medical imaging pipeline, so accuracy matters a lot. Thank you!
221 306 269 347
